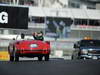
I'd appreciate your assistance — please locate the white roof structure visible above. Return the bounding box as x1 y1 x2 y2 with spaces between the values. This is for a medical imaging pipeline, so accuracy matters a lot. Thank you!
29 7 45 17
86 9 100 19
29 6 100 20
70 9 89 19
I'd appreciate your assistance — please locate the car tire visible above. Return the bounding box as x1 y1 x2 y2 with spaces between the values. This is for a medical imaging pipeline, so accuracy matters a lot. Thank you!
13 46 19 62
10 56 14 61
38 56 42 61
44 54 49 61
15 54 19 61
71 53 79 60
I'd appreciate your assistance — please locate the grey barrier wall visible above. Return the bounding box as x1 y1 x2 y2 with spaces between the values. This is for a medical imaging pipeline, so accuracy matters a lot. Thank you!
50 41 74 50
0 39 11 47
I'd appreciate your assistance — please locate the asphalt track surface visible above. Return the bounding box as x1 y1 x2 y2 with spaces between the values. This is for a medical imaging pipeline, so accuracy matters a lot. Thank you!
0 59 100 75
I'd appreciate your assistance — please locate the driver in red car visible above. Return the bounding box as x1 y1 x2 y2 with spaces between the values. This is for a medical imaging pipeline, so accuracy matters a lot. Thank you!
32 31 44 41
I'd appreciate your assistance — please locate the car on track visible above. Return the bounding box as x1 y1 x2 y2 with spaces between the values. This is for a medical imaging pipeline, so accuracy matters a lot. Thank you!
8 34 51 61
72 39 100 60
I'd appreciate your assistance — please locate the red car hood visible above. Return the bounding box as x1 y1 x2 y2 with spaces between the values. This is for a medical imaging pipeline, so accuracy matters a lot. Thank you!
14 40 50 50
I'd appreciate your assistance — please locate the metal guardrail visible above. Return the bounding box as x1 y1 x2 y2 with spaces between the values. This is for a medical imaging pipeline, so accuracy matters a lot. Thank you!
28 23 46 28
71 25 100 31
50 41 74 50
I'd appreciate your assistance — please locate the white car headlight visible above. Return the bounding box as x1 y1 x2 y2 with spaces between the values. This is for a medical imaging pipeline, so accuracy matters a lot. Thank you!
81 49 88 54
88 49 93 51
30 44 38 48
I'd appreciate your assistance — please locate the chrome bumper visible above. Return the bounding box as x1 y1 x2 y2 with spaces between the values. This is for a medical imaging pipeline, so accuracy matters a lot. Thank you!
81 54 100 59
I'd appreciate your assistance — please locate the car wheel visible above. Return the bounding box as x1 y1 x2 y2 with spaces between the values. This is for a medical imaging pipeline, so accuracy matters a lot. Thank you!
71 53 79 60
80 57 87 60
10 55 14 61
13 46 19 61
44 54 49 61
38 56 42 61
15 54 19 61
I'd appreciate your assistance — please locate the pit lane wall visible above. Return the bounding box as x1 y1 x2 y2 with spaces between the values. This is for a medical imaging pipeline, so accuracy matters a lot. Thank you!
0 51 9 61
0 39 10 61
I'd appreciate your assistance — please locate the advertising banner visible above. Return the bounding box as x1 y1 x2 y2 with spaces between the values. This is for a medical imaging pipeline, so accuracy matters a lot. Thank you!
0 5 28 29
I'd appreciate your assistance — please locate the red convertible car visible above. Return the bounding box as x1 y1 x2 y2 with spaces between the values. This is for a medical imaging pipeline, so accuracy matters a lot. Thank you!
8 35 50 61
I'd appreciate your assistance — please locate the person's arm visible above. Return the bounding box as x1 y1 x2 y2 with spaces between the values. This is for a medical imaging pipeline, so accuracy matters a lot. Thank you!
32 32 38 40
38 33 44 41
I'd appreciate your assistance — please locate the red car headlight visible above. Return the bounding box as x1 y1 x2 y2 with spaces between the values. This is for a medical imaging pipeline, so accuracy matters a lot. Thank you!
30 44 38 48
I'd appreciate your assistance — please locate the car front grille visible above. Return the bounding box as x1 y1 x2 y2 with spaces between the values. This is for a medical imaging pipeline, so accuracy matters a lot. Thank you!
88 50 100 54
